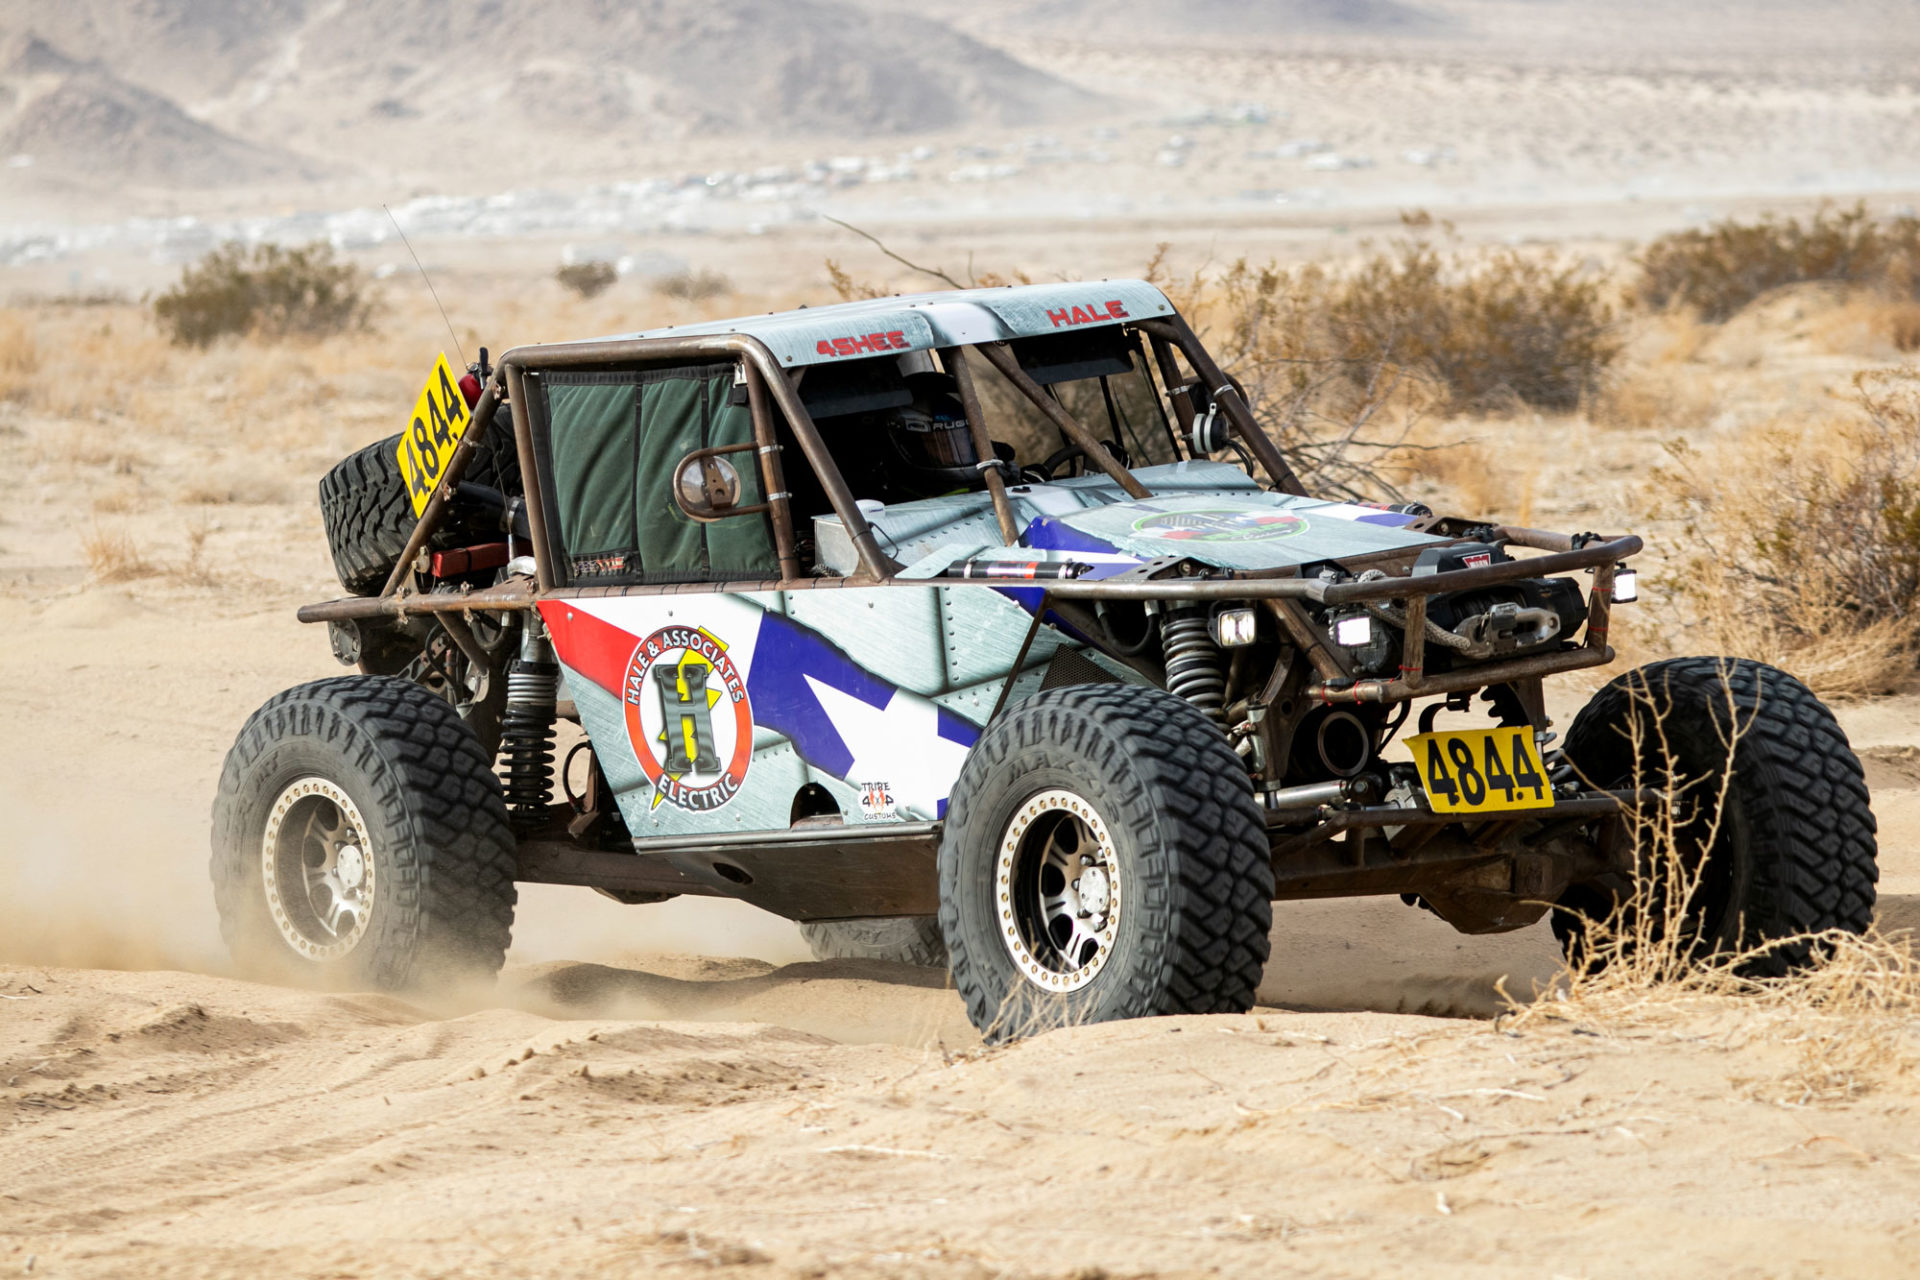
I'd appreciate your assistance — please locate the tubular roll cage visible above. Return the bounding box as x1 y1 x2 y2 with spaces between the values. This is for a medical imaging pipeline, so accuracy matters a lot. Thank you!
294 311 1645 912
297 315 1640 713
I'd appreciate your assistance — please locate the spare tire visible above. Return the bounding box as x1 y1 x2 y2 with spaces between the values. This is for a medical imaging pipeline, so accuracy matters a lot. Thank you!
318 405 520 595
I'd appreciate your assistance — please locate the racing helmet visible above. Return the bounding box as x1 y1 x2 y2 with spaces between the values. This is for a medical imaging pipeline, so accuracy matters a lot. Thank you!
881 373 985 496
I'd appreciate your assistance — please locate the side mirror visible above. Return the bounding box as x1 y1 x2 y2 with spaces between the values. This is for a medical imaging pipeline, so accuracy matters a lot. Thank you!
672 444 767 522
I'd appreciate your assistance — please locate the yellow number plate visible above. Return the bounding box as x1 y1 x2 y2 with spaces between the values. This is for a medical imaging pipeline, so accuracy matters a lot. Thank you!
395 353 473 516
1405 726 1553 815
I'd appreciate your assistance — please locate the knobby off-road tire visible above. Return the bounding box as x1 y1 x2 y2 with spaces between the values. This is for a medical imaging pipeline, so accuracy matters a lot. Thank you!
799 917 948 967
317 407 519 595
211 677 518 989
940 685 1273 1041
1555 657 1876 975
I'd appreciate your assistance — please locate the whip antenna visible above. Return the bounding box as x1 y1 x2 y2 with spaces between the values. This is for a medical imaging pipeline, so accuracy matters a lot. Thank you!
385 205 467 370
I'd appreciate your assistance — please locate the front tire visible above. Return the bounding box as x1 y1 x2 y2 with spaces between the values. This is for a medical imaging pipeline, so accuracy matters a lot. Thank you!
939 685 1273 1041
1555 657 1877 973
211 677 519 988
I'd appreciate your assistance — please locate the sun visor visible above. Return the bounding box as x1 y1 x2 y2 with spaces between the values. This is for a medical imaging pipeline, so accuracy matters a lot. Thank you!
1009 327 1135 386
799 358 914 420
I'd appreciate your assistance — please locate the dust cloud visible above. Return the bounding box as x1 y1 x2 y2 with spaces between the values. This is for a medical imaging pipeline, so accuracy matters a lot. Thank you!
0 764 811 977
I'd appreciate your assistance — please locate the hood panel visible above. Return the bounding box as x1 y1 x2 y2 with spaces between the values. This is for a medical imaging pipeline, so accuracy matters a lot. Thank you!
1046 492 1444 570
810 461 1442 576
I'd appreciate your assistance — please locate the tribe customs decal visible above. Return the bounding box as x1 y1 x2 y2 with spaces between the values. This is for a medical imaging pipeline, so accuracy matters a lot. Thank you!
539 592 985 837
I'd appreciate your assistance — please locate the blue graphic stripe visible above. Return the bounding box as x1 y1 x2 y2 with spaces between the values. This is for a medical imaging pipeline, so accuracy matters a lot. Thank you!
936 705 982 748
745 611 896 780
1022 516 1122 556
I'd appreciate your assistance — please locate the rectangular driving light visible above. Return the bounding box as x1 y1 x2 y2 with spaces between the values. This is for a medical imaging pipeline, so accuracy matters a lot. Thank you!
1211 607 1259 648
1334 614 1374 647
1612 567 1639 604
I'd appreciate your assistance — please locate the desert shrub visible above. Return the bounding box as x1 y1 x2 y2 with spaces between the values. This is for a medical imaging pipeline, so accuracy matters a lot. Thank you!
653 268 733 301
1650 367 1920 694
1889 300 1920 353
1513 671 1918 1104
555 261 618 300
0 310 39 401
80 523 155 581
1159 229 1616 499
153 242 371 347
1325 239 1619 412
1636 203 1920 322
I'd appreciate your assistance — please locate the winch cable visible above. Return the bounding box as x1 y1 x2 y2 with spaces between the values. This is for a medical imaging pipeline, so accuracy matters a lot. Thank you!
1353 569 1479 653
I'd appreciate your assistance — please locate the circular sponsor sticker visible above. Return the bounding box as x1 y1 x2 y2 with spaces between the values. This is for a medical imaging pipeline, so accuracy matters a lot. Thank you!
622 625 753 812
1130 508 1309 543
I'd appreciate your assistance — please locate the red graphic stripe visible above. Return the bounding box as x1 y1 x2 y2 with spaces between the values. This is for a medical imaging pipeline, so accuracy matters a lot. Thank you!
538 601 639 698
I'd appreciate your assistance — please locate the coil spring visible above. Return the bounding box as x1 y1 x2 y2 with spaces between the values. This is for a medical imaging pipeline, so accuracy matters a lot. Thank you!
500 660 559 821
1161 609 1227 722
1540 729 1575 787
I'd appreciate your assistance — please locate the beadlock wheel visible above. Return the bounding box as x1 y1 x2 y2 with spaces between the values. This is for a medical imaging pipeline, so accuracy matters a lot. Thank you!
996 789 1123 992
938 684 1274 1041
212 676 519 989
261 777 375 962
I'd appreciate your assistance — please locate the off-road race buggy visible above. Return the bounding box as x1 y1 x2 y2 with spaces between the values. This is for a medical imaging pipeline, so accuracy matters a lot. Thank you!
212 280 1879 1037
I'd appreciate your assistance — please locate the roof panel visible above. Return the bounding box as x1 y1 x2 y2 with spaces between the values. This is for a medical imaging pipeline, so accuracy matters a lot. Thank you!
582 279 1176 368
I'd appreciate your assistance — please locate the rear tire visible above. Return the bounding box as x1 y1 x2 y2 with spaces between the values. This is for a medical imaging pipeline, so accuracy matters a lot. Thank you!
211 677 518 988
1554 657 1877 974
939 685 1273 1041
799 917 947 967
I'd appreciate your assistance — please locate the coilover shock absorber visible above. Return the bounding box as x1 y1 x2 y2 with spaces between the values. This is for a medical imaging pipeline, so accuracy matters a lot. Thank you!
1161 607 1227 723
499 628 559 824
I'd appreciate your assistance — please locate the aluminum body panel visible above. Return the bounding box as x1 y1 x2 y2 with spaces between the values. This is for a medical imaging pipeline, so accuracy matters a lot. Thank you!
1046 492 1441 571
538 583 1085 842
812 460 1263 576
589 280 1176 369
810 460 1434 578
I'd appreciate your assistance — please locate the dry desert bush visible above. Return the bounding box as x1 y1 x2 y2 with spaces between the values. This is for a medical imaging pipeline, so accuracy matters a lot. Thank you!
1525 671 1913 1105
79 522 155 582
653 268 733 301
152 241 374 347
1322 230 1619 413
1648 367 1920 694
1161 217 1619 411
554 261 617 300
1153 236 1615 501
0 310 39 402
1637 202 1920 323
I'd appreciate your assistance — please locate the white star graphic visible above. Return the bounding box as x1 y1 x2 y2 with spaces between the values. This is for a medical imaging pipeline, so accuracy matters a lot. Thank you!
803 676 975 820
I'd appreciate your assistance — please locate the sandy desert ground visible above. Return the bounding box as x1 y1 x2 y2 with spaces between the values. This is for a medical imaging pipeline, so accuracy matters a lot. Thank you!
4 2 1920 1275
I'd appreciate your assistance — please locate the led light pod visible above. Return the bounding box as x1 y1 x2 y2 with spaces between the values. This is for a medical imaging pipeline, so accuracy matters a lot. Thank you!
1333 614 1374 647
1210 607 1258 648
